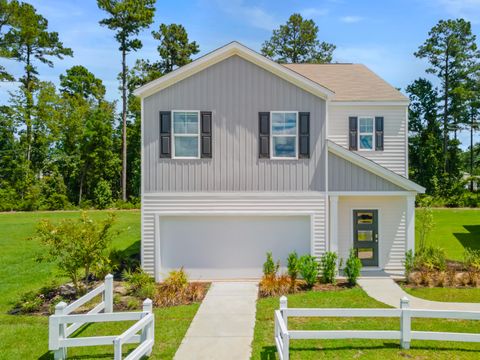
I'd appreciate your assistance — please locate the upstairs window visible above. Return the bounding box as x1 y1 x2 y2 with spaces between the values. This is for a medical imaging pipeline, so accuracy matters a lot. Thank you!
172 111 200 158
271 111 298 159
358 116 374 150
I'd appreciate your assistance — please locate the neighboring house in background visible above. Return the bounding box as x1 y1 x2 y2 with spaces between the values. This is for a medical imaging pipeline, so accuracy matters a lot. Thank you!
461 172 479 191
134 42 425 281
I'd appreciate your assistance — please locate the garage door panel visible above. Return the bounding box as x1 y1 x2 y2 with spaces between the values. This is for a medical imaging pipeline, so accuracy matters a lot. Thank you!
159 215 310 279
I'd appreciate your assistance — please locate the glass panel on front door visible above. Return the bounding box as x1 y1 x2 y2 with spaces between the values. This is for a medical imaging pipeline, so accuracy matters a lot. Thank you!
353 210 378 267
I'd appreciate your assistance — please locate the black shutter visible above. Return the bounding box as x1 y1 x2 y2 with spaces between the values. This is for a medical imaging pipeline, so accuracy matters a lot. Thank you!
201 111 212 158
349 116 358 150
375 116 384 151
259 112 270 158
159 111 171 158
298 112 310 158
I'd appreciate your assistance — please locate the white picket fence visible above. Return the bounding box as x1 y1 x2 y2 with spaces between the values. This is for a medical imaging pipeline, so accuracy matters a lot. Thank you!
274 295 480 360
49 274 154 360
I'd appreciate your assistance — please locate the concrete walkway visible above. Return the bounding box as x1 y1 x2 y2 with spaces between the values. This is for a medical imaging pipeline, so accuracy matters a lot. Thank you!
174 282 258 360
358 276 480 311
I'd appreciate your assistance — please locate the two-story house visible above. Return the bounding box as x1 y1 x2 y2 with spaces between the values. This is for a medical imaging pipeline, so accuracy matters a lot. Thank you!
134 42 425 281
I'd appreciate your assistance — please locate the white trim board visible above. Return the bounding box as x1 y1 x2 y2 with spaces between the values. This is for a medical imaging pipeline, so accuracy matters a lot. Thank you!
327 140 425 193
330 101 409 107
133 41 335 100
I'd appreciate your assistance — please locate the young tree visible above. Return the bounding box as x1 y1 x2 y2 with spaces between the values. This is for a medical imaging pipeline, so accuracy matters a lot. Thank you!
151 23 199 73
0 0 17 81
261 13 335 63
1 1 72 164
97 0 156 201
414 19 480 171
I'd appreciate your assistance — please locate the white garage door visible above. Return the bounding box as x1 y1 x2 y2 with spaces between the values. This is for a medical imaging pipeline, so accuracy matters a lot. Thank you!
159 215 311 279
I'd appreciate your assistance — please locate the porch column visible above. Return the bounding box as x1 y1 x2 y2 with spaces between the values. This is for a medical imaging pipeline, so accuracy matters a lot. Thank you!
329 195 339 253
406 195 415 252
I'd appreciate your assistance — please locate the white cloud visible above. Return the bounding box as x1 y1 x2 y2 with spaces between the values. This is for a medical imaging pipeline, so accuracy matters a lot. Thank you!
339 16 364 23
435 0 480 22
300 8 329 18
214 0 278 31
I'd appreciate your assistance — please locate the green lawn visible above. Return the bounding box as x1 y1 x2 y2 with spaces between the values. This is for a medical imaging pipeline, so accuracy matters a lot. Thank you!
418 208 480 260
0 210 198 359
252 289 480 359
403 287 480 303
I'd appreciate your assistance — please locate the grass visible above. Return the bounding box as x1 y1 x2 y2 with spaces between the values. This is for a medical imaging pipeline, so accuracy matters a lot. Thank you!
403 287 480 303
0 210 199 359
252 288 480 359
418 208 480 260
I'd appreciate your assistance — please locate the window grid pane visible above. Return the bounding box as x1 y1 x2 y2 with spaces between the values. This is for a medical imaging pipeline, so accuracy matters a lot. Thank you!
358 117 374 150
271 112 297 158
173 111 199 158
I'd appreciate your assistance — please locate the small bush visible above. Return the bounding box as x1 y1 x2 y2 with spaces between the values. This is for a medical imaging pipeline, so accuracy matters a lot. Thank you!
299 255 319 288
464 248 480 272
127 298 140 310
287 251 299 281
94 179 113 209
414 246 446 271
122 268 155 298
163 268 188 292
404 249 414 279
16 292 43 313
263 252 279 277
155 268 208 307
259 274 291 297
319 251 337 284
344 249 362 286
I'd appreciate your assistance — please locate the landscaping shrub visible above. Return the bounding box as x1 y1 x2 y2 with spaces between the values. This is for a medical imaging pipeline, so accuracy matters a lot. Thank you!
416 198 434 249
122 268 155 299
299 255 319 288
414 245 446 271
155 268 208 307
93 179 113 209
404 249 414 278
287 251 299 281
34 212 117 291
319 251 337 284
464 248 480 272
263 252 279 277
344 249 362 286
259 274 291 297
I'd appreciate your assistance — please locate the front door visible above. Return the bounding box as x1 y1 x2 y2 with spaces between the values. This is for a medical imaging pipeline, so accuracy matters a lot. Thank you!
353 210 378 267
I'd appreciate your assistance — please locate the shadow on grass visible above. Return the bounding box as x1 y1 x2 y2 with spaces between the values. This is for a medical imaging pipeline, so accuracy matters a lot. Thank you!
454 225 480 251
39 352 115 359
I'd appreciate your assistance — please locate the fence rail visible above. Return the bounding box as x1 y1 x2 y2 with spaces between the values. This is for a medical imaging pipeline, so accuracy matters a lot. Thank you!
274 296 480 360
48 274 154 360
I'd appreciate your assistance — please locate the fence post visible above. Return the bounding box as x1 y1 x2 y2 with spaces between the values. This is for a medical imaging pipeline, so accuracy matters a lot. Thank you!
280 296 288 328
400 296 411 349
142 298 154 355
53 301 67 360
113 337 122 360
104 273 114 313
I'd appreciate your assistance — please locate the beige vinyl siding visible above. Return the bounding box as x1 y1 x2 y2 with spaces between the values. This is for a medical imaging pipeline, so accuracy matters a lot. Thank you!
337 196 406 271
142 193 327 276
143 55 326 193
328 105 407 177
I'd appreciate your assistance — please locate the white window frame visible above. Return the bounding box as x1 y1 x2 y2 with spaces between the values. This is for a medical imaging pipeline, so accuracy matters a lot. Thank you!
270 111 299 160
172 110 201 159
358 116 375 151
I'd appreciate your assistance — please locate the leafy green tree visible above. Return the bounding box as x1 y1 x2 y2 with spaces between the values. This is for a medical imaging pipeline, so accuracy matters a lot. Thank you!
152 23 200 73
0 0 17 81
261 13 335 63
97 0 156 201
34 212 116 290
60 65 106 101
2 1 72 164
415 19 480 171
407 78 444 194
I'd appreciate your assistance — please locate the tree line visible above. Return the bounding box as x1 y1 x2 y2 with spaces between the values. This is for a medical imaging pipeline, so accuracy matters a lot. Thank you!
0 2 478 211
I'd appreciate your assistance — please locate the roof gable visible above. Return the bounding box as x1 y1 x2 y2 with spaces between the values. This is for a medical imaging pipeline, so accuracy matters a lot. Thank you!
134 41 335 99
327 140 425 193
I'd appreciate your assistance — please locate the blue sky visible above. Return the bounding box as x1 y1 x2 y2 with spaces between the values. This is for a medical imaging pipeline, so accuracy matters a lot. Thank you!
1 0 479 147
